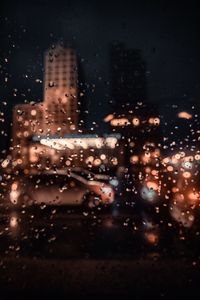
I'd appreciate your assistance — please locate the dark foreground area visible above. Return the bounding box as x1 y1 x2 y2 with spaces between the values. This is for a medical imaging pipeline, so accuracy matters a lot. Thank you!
0 207 200 299
0 257 200 299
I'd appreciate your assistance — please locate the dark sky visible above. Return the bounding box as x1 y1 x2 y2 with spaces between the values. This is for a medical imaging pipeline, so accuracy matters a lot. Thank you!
0 0 200 148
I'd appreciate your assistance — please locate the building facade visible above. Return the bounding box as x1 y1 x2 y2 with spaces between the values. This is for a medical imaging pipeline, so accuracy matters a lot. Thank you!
11 44 79 173
43 44 79 135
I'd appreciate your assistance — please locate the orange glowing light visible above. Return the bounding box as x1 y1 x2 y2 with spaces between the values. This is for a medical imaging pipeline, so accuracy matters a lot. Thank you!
145 232 158 244
111 157 118 165
148 117 160 125
93 158 101 166
1 159 10 168
153 149 160 158
188 192 199 202
148 117 154 124
132 117 140 126
146 181 159 191
17 159 23 165
182 171 191 179
151 169 158 176
142 155 151 163
178 111 192 119
167 165 173 172
110 118 129 127
104 114 114 122
153 117 160 126
10 216 18 228
172 187 179 193
195 154 200 161
11 182 18 191
130 155 139 164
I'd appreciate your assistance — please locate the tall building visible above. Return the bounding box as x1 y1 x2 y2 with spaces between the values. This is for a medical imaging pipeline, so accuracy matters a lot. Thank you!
11 44 80 172
110 42 147 112
43 44 79 135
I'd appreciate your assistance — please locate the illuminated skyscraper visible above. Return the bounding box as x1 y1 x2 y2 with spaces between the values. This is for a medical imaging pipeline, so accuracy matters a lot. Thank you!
11 44 80 171
43 44 79 134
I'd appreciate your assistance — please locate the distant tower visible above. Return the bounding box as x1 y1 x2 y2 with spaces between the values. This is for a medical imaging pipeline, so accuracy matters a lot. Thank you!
110 43 147 112
11 43 80 172
43 44 79 134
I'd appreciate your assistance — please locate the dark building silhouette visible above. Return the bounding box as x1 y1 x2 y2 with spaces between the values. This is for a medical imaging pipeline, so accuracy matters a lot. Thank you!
107 43 164 172
110 42 147 113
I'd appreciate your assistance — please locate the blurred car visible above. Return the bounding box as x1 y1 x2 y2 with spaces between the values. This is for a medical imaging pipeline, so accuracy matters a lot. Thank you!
2 168 117 209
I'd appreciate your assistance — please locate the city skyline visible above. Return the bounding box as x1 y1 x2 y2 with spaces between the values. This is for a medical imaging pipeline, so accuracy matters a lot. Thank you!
1 0 200 156
9 43 123 174
5 40 199 175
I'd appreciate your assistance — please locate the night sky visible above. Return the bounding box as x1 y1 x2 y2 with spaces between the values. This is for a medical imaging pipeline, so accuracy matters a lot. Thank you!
0 0 200 150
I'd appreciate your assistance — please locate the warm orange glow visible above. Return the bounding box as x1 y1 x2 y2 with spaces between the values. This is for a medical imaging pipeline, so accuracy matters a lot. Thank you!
162 157 170 165
148 117 160 125
110 118 129 126
146 181 159 191
1 158 10 168
89 182 115 204
151 169 159 176
104 114 114 122
152 149 160 158
182 171 191 178
145 232 158 244
178 111 192 119
142 155 151 163
188 191 200 202
195 154 200 161
130 155 139 164
70 124 76 131
29 147 39 163
132 117 140 126
11 182 19 191
111 157 118 165
171 158 179 165
148 117 154 124
10 216 18 228
167 165 173 172
172 187 179 193
153 117 160 126
93 158 101 166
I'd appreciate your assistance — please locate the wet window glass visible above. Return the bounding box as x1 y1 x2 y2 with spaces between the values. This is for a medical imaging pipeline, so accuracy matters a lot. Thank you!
0 0 200 298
